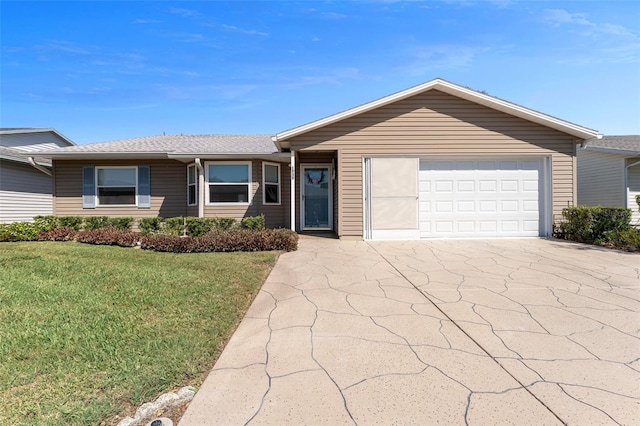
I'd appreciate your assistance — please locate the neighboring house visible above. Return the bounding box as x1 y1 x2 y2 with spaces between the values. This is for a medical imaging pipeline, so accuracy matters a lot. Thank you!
38 79 601 240
0 128 76 223
577 135 640 225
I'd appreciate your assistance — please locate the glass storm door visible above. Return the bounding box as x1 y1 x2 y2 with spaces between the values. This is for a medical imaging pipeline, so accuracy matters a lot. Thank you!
302 166 331 229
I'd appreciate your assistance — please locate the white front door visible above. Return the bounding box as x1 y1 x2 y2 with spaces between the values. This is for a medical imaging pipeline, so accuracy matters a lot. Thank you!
301 165 332 230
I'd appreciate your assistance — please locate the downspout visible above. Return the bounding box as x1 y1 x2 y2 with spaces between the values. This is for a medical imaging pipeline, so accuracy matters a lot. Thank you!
195 158 204 218
290 150 296 232
27 157 52 176
625 159 640 209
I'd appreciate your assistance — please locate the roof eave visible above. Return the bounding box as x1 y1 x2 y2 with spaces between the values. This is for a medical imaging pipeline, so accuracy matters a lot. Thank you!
273 78 601 145
0 128 76 146
581 146 640 157
40 152 170 160
169 152 290 161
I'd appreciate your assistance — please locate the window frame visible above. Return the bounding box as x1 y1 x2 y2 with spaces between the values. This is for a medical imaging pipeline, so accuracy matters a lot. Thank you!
187 163 198 206
205 161 252 205
95 166 138 207
262 162 281 205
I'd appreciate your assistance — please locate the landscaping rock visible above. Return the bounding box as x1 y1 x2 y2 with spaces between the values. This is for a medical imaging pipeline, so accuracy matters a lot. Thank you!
117 386 196 426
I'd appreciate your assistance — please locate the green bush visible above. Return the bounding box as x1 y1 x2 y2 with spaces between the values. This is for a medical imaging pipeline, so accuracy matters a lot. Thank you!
108 217 134 230
163 217 185 236
58 216 84 230
84 216 112 230
33 215 60 229
558 206 632 243
241 214 265 231
185 217 215 237
0 221 54 242
138 217 164 234
212 217 237 230
605 228 640 251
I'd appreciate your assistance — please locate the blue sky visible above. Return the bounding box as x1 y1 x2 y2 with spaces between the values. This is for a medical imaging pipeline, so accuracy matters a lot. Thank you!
2 1 639 145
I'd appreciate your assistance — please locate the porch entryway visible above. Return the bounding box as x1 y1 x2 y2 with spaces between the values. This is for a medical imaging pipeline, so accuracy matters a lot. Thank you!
300 164 332 230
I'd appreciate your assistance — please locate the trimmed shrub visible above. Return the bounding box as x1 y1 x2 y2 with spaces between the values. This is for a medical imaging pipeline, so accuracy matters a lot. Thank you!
212 217 236 231
109 217 134 230
33 215 60 229
138 217 164 234
84 216 112 230
58 216 84 230
557 206 632 243
604 228 640 252
241 214 265 231
185 217 215 237
140 229 298 253
37 227 78 242
163 217 185 236
0 221 56 242
75 226 139 247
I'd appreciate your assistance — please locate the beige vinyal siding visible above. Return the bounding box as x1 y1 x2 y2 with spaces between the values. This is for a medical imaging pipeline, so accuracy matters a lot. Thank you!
287 90 579 238
53 159 291 229
53 159 187 220
577 149 626 208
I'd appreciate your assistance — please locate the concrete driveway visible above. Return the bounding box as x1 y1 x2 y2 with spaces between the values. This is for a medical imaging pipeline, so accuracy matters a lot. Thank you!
180 238 639 425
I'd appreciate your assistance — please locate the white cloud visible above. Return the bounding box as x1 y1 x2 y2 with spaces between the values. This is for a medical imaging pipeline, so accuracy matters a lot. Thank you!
397 45 487 75
132 18 163 24
169 8 201 18
220 24 269 37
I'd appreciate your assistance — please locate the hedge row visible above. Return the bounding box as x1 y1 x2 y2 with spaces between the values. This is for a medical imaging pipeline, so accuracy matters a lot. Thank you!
35 226 298 253
0 215 266 242
555 206 639 251
140 229 298 252
139 215 264 236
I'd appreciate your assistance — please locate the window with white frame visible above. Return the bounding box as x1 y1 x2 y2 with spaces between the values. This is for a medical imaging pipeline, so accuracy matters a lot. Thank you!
96 167 137 206
206 162 251 204
187 164 197 206
263 162 280 205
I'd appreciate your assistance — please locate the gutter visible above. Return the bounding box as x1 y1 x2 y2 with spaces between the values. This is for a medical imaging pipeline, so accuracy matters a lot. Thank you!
27 157 52 176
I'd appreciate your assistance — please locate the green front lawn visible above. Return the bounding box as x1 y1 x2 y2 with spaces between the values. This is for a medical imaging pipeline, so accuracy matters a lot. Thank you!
0 242 278 425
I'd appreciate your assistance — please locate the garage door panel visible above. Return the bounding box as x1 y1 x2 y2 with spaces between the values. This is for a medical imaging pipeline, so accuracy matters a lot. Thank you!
419 159 543 238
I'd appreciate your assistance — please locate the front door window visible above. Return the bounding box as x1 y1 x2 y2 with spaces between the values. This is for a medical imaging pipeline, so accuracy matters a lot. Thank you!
303 167 330 229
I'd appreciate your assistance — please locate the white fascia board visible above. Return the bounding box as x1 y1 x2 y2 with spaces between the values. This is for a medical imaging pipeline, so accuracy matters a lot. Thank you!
273 78 601 144
36 152 169 160
168 152 291 161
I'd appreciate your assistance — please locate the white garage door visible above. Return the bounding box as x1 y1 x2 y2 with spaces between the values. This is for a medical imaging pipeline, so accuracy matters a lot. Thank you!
419 159 543 238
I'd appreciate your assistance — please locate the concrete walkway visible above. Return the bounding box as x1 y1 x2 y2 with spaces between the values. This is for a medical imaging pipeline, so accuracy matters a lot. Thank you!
179 238 639 425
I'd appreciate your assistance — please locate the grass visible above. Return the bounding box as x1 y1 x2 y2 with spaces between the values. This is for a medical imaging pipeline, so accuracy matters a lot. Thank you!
0 242 279 425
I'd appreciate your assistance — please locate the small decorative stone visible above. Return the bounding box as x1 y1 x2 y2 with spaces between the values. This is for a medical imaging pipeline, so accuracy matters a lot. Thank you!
146 417 173 426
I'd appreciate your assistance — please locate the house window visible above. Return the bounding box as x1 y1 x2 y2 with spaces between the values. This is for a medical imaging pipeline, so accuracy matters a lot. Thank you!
96 167 137 206
187 164 197 206
263 162 280 205
206 162 251 204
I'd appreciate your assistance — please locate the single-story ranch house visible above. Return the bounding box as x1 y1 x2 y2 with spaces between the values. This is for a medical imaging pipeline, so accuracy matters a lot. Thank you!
38 79 602 240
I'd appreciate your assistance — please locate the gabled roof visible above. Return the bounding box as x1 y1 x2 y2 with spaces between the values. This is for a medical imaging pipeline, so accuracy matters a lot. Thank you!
273 78 601 148
0 128 76 147
0 146 52 166
582 135 640 156
35 134 286 160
